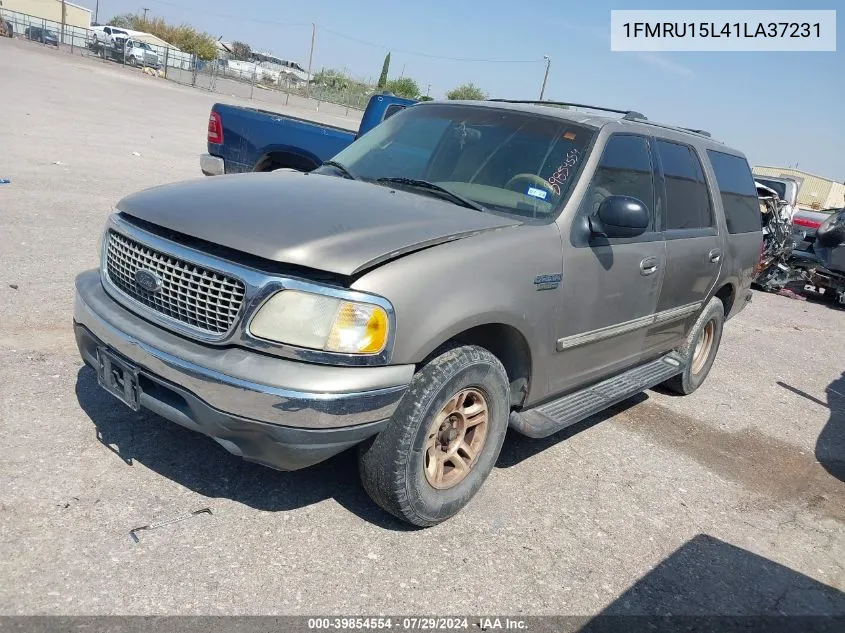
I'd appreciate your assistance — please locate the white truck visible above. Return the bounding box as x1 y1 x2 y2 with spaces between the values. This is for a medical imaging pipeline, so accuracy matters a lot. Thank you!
90 27 161 69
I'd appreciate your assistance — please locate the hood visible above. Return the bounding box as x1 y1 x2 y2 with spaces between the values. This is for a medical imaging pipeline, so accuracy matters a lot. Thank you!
116 171 522 276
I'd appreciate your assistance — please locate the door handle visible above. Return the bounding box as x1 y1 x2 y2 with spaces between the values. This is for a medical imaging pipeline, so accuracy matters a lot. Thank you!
639 256 659 276
709 249 722 263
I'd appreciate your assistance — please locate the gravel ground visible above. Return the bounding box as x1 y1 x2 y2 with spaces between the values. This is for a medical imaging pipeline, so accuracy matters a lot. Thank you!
1 37 843 617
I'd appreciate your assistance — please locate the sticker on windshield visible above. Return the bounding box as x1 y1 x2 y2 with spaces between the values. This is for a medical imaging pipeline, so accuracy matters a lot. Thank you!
526 187 548 200
547 148 582 195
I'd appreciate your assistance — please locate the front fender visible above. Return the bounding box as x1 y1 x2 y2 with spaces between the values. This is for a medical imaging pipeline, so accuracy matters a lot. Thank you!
351 222 564 400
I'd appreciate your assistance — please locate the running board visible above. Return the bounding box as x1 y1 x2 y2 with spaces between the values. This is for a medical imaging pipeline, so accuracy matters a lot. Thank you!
509 352 685 439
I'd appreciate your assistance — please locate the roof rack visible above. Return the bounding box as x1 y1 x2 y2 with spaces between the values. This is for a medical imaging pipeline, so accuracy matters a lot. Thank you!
486 99 717 141
487 99 647 121
623 114 714 139
681 128 712 138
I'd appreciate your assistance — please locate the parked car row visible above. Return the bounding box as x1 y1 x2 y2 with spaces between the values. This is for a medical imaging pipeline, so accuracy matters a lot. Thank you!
2 22 58 45
24 25 58 47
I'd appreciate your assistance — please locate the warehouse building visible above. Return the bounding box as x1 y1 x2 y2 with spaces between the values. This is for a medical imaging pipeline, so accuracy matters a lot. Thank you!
0 0 92 29
753 166 845 211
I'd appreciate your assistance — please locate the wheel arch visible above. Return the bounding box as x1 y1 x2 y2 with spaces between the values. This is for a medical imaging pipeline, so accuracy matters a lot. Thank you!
414 319 534 409
713 281 737 318
253 147 322 173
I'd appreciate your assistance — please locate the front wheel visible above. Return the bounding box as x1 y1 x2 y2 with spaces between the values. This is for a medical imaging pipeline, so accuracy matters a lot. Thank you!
358 344 510 527
663 296 725 395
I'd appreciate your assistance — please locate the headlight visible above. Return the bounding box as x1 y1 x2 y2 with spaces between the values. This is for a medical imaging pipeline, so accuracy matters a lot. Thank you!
249 290 390 355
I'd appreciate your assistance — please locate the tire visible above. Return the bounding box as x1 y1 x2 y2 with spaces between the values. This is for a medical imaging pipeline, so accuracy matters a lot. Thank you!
663 296 725 395
358 344 510 527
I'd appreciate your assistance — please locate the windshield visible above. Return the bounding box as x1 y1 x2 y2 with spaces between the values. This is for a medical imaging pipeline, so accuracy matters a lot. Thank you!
137 42 153 50
322 103 595 219
756 178 787 201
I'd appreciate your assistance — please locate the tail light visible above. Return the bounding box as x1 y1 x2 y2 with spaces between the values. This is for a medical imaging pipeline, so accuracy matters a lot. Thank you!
793 216 821 230
207 112 223 144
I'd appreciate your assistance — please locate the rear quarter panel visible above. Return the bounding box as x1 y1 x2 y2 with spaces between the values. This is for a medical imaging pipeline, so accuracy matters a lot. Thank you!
699 148 762 320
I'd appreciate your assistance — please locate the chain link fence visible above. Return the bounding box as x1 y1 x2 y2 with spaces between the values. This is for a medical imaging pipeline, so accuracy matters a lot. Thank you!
1 8 366 120
166 58 370 118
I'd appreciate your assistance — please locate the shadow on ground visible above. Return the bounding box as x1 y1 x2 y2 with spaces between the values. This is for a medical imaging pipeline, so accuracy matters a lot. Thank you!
777 372 845 484
817 372 845 483
578 534 845 629
75 366 416 531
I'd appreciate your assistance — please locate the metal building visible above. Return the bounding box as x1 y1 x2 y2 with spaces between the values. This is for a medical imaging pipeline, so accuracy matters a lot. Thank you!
0 0 91 29
753 166 845 211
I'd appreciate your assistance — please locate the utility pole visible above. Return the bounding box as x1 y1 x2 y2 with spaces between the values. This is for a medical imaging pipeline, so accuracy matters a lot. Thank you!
142 7 150 21
306 22 316 95
60 0 66 45
539 55 551 100
426 83 431 97
94 0 99 25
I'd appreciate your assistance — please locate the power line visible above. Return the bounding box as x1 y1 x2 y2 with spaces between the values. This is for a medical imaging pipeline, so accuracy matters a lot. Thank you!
318 25 543 63
141 0 543 64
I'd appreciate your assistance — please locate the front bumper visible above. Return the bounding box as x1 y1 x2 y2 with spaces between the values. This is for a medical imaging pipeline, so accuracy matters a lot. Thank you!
200 153 225 176
74 270 413 470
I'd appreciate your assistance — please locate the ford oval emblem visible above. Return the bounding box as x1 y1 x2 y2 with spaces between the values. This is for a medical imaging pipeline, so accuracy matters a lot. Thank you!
135 268 162 293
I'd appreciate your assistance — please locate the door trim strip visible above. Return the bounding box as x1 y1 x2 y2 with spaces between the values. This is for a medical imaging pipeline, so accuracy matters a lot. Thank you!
556 301 702 351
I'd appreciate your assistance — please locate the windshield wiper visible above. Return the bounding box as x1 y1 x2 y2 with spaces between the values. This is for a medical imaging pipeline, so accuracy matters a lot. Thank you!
375 177 485 212
321 160 358 180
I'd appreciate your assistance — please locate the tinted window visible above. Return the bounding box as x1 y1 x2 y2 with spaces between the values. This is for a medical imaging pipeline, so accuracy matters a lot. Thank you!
657 140 713 230
383 104 405 121
582 135 655 230
707 150 761 234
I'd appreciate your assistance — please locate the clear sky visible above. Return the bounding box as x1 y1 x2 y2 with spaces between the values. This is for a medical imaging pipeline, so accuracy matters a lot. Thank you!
92 0 842 179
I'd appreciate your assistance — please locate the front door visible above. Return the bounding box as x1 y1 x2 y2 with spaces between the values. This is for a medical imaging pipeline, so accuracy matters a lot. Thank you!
650 139 723 350
552 133 666 395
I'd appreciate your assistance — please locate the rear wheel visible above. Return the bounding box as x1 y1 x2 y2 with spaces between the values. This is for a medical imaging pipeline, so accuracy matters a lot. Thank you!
663 296 725 395
358 344 510 527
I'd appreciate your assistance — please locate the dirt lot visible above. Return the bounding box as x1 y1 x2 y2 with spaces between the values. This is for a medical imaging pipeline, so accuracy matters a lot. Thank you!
1 38 843 617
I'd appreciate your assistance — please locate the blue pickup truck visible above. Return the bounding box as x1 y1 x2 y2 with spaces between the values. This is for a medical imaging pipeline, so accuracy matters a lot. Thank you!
200 93 418 176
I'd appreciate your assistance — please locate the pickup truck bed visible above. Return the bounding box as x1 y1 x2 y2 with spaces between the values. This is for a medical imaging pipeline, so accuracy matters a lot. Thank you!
201 93 417 176
206 103 358 175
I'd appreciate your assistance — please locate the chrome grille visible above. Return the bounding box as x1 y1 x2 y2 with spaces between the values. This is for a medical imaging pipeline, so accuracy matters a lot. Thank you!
105 230 246 335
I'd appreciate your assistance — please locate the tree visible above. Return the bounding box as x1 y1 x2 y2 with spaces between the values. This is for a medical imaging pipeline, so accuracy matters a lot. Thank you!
230 40 251 61
313 68 350 90
377 52 390 89
105 13 218 61
446 82 488 100
384 76 419 99
107 14 134 29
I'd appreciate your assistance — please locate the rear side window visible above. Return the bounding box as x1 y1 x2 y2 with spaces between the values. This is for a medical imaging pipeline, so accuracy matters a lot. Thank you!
707 150 761 234
583 134 655 231
656 140 713 230
383 104 405 121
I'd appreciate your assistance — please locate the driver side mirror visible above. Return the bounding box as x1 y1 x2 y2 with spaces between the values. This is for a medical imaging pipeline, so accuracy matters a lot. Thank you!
590 195 650 239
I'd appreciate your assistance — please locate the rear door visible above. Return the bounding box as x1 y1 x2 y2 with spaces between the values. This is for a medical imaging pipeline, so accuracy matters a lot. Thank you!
651 139 722 349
